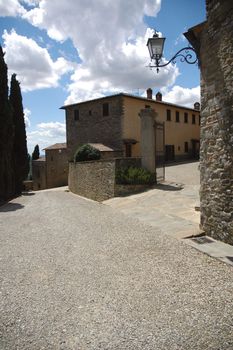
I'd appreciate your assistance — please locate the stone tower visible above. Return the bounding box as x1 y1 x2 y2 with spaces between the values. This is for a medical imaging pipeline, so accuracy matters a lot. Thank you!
187 1 233 244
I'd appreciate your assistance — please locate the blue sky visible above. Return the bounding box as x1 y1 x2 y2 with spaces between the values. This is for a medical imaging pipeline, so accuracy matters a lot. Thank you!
0 0 206 153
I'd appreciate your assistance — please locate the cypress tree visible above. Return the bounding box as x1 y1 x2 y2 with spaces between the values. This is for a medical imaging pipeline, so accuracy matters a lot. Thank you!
10 74 29 194
32 144 40 160
0 46 15 201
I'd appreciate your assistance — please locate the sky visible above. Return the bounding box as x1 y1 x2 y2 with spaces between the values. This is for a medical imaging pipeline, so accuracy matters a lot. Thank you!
0 0 206 153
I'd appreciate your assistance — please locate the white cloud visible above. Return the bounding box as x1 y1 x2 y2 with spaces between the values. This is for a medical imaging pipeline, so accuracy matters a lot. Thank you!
2 29 74 91
65 28 179 104
24 108 31 127
19 0 179 102
161 85 200 108
27 121 66 152
0 0 26 17
1 1 183 103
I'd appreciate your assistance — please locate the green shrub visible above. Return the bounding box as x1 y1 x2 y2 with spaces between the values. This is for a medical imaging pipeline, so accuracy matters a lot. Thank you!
116 167 155 185
74 144 101 162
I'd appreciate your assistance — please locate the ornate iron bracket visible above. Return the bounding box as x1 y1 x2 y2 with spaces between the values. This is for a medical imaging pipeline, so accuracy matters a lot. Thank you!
148 47 198 73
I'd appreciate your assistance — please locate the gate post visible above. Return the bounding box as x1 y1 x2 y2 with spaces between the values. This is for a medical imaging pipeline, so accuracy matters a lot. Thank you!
139 108 157 174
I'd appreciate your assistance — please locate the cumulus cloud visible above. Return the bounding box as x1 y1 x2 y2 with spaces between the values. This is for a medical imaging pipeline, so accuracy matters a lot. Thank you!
0 0 26 17
162 85 200 107
24 108 31 127
27 121 66 152
19 0 179 102
1 1 183 103
65 28 179 104
2 29 74 91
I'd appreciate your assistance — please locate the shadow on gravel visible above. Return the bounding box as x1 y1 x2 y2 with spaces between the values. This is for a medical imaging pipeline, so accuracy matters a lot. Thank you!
0 203 24 212
155 184 183 191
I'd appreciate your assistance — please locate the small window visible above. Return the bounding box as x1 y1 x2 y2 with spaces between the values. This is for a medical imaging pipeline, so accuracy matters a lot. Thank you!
184 112 188 123
103 103 109 116
176 111 180 122
192 114 196 124
145 105 151 109
125 144 132 157
166 109 171 121
89 110 92 116
74 109 79 121
184 142 189 153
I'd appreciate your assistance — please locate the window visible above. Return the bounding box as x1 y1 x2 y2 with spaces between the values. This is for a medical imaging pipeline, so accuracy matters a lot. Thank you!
184 112 188 123
145 105 151 108
89 110 92 116
125 144 132 157
176 111 180 122
166 109 171 121
103 103 109 116
192 114 196 124
184 142 189 153
74 109 79 121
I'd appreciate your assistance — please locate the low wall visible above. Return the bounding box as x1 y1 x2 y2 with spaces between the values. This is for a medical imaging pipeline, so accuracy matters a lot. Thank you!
69 157 142 201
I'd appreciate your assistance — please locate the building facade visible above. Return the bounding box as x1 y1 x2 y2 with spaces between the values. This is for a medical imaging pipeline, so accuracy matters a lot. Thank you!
32 143 68 190
62 91 200 162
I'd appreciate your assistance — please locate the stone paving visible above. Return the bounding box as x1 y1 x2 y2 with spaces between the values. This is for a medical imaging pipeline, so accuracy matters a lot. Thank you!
104 161 201 239
104 161 233 265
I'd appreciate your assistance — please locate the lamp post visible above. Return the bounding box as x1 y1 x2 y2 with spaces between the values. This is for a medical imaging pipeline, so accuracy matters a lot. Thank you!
147 30 198 73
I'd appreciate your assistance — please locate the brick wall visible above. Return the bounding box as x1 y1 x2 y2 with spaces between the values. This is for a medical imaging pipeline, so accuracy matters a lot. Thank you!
66 96 124 159
199 1 233 243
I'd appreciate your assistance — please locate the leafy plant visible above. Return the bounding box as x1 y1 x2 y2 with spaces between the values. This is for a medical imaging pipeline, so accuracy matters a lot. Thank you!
74 144 101 162
116 166 155 185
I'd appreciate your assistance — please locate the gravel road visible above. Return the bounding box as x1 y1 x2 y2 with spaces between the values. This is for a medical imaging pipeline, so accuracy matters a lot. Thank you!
0 189 232 350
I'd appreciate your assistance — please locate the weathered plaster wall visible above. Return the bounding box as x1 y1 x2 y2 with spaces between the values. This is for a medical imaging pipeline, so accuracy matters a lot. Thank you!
199 0 233 243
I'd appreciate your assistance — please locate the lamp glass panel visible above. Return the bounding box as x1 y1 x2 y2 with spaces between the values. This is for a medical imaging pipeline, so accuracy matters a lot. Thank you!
148 37 165 59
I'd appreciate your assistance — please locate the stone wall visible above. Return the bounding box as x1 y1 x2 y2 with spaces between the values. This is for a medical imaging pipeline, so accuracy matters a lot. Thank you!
46 148 68 189
199 1 233 243
65 96 124 159
32 160 46 190
69 160 116 201
69 158 142 202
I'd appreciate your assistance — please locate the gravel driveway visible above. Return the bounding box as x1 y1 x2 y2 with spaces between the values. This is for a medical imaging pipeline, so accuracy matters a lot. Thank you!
0 188 232 349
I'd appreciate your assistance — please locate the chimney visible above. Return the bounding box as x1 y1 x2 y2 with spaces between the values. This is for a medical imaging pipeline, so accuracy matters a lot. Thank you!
146 88 153 99
194 102 200 110
156 91 162 101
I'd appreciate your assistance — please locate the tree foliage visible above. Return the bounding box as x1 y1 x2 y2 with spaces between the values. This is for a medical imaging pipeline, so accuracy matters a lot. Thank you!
10 74 29 194
0 46 15 201
32 144 40 160
74 144 101 162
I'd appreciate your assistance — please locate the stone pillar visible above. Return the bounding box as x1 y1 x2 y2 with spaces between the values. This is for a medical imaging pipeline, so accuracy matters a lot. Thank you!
199 1 233 244
139 108 157 174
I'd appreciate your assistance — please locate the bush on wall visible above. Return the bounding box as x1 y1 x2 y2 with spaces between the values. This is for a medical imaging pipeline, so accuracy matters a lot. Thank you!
74 144 101 162
116 167 155 185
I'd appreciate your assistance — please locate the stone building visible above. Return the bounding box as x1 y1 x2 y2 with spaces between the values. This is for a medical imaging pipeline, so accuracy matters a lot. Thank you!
185 0 233 244
61 91 200 162
32 143 68 190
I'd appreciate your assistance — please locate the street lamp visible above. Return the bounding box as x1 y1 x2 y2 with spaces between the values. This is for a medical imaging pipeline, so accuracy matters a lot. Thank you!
147 30 198 73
